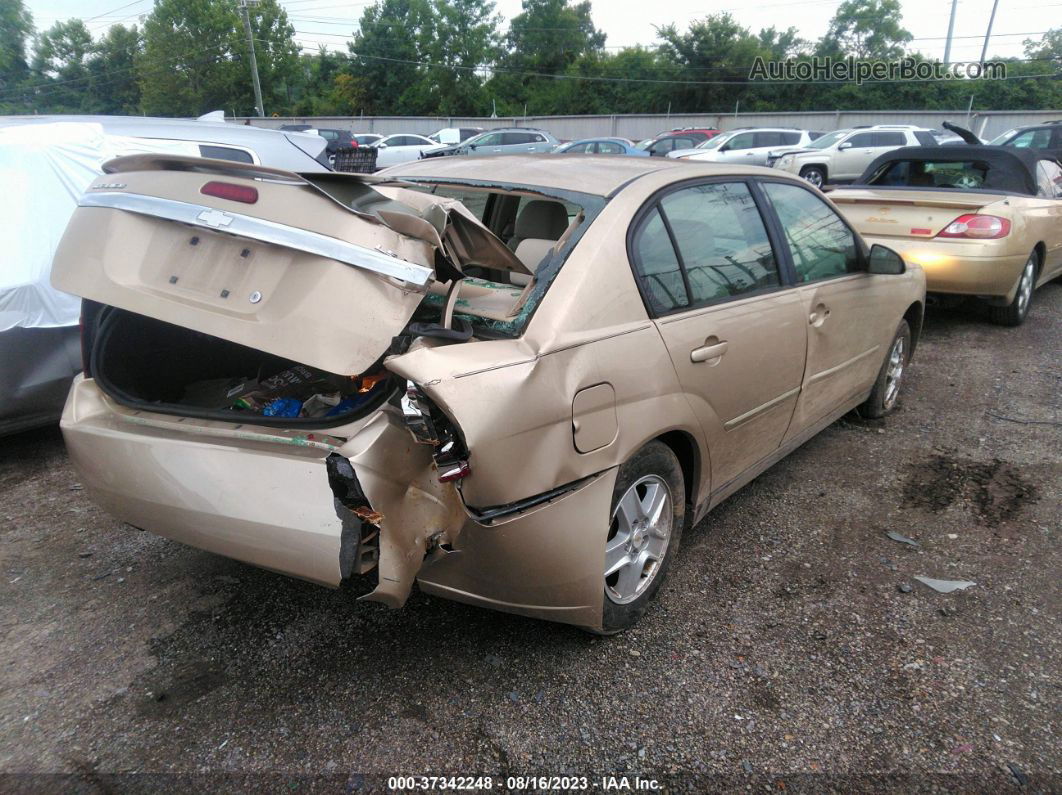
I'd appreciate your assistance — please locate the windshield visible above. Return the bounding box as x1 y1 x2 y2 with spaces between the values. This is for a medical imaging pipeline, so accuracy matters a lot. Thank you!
808 130 848 149
988 128 1018 146
695 132 733 150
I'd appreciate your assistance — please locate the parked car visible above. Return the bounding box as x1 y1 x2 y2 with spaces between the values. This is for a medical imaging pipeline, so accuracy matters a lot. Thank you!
830 145 1062 326
428 127 483 145
422 128 560 159
53 153 924 633
315 127 355 153
353 133 383 147
370 133 437 169
771 125 938 186
643 128 722 157
0 115 329 437
553 137 649 156
669 128 823 164
987 120 1062 161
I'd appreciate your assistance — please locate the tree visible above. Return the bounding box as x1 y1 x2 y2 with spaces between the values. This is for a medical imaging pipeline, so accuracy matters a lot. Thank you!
490 0 605 114
819 0 912 60
138 0 298 117
1024 27 1062 72
87 24 142 113
349 0 438 115
0 0 33 92
28 19 94 111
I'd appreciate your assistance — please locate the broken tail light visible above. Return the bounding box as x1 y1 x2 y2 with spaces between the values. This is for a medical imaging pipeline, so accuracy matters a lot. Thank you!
936 214 1011 240
401 381 471 482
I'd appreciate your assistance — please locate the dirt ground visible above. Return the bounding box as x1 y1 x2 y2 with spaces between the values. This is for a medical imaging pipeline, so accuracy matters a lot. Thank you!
1 287 1059 792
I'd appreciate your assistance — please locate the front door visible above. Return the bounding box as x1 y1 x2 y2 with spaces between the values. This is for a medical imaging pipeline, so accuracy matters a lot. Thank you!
629 180 807 492
759 180 895 436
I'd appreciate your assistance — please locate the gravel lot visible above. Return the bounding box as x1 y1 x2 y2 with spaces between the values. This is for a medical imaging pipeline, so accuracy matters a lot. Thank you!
1 287 1059 792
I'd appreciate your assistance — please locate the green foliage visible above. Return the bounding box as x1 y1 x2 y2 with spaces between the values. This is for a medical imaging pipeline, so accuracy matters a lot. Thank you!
820 0 912 59
0 0 33 92
3 1 1057 120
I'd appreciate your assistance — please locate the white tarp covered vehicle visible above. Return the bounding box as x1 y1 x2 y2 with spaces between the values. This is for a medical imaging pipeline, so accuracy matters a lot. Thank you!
0 122 197 434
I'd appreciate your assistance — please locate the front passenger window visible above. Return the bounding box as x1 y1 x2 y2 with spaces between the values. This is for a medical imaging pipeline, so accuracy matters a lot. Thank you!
762 182 860 282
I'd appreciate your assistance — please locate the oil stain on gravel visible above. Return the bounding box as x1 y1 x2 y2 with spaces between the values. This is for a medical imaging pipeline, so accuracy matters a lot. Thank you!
903 452 1037 526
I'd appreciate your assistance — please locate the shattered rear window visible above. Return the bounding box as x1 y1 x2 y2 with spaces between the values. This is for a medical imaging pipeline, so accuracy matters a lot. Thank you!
401 179 606 337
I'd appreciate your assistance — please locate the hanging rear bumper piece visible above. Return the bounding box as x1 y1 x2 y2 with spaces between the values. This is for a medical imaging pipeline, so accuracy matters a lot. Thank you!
78 191 434 287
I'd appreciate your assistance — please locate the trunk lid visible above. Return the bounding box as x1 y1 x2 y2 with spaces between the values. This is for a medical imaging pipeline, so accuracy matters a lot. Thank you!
829 187 1004 242
52 155 528 375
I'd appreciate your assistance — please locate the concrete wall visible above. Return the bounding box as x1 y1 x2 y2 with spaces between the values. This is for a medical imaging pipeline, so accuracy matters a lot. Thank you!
236 109 1060 143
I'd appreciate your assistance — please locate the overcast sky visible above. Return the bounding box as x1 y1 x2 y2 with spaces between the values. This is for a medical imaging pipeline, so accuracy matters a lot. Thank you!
26 0 1056 62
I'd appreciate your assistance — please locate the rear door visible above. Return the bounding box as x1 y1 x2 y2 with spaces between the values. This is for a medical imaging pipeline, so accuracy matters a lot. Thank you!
632 180 807 491
759 180 896 435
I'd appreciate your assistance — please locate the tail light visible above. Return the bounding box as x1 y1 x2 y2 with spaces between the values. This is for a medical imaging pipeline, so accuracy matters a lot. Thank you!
200 181 258 204
936 214 1010 240
401 381 471 482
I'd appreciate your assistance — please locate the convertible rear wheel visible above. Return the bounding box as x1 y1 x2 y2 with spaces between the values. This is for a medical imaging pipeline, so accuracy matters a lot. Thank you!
988 253 1037 327
599 441 685 634
859 320 911 419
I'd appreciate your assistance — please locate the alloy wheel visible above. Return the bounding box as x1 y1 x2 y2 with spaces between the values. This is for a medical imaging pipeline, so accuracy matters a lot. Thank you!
883 336 905 410
1016 258 1035 318
605 475 673 605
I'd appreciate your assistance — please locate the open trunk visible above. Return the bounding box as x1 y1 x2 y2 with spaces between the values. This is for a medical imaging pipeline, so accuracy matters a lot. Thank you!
92 307 396 426
51 154 531 381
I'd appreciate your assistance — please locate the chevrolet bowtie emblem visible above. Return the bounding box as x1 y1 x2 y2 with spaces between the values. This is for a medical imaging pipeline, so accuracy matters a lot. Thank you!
196 208 234 228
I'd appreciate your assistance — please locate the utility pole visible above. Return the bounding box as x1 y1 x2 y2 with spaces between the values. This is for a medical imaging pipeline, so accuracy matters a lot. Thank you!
237 0 265 118
966 0 1000 123
943 0 959 65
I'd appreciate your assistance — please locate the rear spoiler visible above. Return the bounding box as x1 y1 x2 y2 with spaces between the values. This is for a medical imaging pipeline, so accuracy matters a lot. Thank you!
99 154 531 279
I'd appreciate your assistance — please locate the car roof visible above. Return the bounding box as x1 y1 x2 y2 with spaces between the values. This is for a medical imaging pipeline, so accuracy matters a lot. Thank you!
0 114 318 147
383 154 800 197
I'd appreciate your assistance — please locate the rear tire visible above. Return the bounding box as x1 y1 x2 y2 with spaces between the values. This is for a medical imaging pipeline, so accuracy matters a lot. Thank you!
598 441 685 634
800 165 826 187
988 253 1037 327
859 320 911 419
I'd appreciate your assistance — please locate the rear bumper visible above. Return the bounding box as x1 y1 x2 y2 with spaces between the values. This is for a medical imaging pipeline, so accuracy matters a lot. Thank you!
862 238 1027 298
61 375 348 586
61 376 612 629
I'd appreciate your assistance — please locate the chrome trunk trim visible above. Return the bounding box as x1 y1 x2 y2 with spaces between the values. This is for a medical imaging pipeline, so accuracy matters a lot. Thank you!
79 191 434 288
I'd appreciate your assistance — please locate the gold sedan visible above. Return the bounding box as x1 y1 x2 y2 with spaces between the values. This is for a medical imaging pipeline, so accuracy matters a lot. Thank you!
830 145 1062 325
52 155 924 633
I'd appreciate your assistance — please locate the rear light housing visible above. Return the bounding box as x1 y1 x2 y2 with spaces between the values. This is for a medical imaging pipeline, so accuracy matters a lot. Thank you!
200 181 259 204
936 214 1011 240
401 381 470 482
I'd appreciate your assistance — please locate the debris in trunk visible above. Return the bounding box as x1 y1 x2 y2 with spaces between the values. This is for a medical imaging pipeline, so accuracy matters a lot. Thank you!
913 576 976 593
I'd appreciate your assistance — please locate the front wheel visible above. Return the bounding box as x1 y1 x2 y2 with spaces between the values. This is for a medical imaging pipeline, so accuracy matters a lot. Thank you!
800 165 826 187
859 320 911 419
599 441 685 634
988 253 1037 327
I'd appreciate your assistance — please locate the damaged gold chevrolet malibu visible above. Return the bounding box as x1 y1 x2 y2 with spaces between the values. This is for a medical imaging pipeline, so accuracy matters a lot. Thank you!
52 153 926 633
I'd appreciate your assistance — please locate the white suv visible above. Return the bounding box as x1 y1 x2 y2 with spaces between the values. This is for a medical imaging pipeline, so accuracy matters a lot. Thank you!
668 128 822 165
771 125 938 186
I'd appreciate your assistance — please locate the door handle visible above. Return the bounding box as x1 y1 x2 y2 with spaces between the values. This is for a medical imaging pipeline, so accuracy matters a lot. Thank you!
690 337 728 363
809 302 831 326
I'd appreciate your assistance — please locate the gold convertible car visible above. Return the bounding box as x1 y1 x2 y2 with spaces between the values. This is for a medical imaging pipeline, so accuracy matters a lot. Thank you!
53 154 925 633
830 145 1062 325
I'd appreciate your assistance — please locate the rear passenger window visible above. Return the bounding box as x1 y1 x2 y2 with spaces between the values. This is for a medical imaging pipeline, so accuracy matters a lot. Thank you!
660 183 780 304
762 182 860 282
873 132 906 147
632 207 687 313
199 145 254 163
597 141 623 154
780 132 802 145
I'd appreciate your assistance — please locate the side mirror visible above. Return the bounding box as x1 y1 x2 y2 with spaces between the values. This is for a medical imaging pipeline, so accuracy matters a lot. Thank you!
838 142 852 150
468 143 477 150
376 142 388 148
868 244 906 275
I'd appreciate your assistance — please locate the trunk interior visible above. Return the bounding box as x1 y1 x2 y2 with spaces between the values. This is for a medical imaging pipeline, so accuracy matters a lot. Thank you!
92 308 396 427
